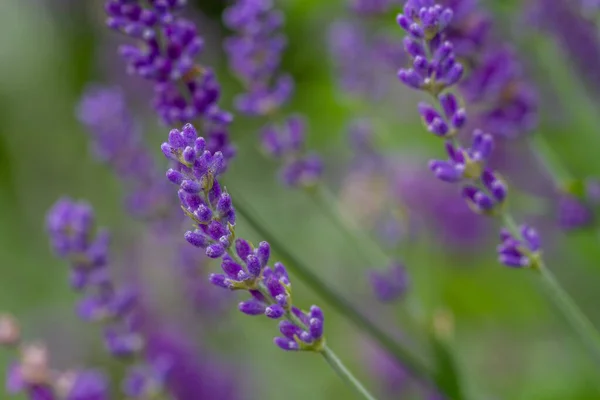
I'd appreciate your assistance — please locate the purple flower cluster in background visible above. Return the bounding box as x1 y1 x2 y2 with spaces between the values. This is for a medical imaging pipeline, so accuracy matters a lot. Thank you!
369 262 409 302
162 124 325 351
261 115 322 187
396 0 542 268
432 0 537 139
223 0 293 116
224 0 323 188
104 0 235 159
45 199 171 398
78 86 174 221
77 86 223 315
2 322 110 400
328 20 405 100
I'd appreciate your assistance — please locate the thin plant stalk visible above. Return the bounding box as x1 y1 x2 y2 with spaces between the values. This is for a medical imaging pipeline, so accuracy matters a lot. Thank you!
321 345 379 400
230 194 467 399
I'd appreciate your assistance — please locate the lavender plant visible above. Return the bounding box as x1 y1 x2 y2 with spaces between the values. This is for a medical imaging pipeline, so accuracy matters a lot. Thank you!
395 0 600 359
161 124 377 399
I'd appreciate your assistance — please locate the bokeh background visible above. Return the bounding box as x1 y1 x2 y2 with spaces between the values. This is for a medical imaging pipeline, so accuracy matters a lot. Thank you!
2 0 600 399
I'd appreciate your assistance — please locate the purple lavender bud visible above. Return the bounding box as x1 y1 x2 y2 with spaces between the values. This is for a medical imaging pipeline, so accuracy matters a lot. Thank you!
273 262 289 282
238 300 266 316
403 37 425 58
369 262 409 302
255 241 270 268
209 273 232 289
274 337 299 351
168 129 186 149
279 320 302 340
470 130 494 161
245 254 261 277
216 193 233 215
418 102 450 137
184 230 208 248
166 169 184 185
181 179 201 194
481 169 507 202
439 92 466 129
497 225 541 268
309 318 324 340
462 186 494 213
398 68 423 89
235 239 253 261
206 243 225 259
309 306 324 321
194 205 213 224
265 276 285 299
265 305 285 319
429 160 463 183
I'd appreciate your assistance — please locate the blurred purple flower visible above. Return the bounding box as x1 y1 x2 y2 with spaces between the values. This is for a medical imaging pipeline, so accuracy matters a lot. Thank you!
104 0 235 159
368 262 409 302
328 20 405 100
77 86 174 220
529 0 600 97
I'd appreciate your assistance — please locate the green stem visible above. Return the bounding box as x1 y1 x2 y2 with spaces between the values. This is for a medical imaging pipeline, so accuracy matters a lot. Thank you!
528 133 573 185
537 262 600 363
228 193 446 394
309 187 388 266
321 345 379 400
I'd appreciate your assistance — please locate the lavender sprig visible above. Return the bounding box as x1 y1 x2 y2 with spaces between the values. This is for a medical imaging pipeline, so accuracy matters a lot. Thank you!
396 0 600 361
161 124 378 399
104 0 235 159
45 199 173 399
223 0 322 189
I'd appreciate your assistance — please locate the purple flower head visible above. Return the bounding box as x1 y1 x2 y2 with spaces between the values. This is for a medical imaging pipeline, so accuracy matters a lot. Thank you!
497 225 542 268
369 262 409 302
397 9 464 95
394 0 542 264
104 0 235 157
162 128 326 352
224 0 292 116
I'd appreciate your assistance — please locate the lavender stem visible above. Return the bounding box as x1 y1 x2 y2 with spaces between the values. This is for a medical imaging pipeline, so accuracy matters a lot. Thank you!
229 194 450 393
528 133 573 184
321 345 379 400
309 186 388 266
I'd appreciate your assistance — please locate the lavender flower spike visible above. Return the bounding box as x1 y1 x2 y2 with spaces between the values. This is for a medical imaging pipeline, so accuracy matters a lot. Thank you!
163 123 325 352
104 0 235 159
395 0 600 366
224 0 322 189
46 199 170 398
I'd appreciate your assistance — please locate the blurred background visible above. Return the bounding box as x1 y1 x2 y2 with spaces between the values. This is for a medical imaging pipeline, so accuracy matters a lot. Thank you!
3 0 600 399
